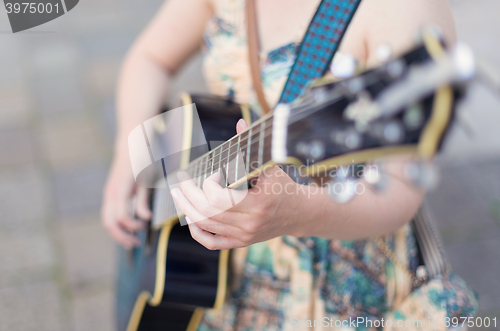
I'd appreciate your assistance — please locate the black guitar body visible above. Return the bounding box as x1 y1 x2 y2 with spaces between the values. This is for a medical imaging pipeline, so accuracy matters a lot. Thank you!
116 95 244 331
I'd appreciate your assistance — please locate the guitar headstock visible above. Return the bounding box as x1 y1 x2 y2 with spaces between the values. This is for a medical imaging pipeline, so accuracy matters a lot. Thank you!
271 34 475 201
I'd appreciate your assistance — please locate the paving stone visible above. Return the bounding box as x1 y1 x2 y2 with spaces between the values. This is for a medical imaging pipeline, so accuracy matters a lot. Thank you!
0 234 56 274
0 39 26 86
52 162 108 219
83 58 120 98
38 118 109 169
78 31 134 60
34 74 87 121
0 129 36 168
0 167 49 235
59 216 116 291
33 41 80 75
427 158 500 229
0 264 55 289
72 289 115 331
444 238 500 312
439 221 500 246
0 83 33 130
0 282 64 331
427 171 493 229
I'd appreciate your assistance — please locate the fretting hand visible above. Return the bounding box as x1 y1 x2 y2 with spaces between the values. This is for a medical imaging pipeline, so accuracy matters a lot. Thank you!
170 119 307 250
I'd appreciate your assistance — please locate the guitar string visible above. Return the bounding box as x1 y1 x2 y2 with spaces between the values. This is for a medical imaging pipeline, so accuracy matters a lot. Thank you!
182 120 274 182
162 120 273 221
187 129 274 187
184 115 274 168
193 128 273 174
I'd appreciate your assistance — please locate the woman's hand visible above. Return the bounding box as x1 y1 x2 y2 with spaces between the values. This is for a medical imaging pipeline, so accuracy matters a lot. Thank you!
101 149 152 249
170 119 308 250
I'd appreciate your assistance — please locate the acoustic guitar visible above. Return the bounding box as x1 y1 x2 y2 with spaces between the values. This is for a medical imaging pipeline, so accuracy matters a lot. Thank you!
117 34 475 331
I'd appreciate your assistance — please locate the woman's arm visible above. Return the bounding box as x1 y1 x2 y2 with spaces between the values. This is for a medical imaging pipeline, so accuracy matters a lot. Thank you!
102 0 213 247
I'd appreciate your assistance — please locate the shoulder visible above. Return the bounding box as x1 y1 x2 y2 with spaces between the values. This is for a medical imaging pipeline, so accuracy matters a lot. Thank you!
355 0 456 67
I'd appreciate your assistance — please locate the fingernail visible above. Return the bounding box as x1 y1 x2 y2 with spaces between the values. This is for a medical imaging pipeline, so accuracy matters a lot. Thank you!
170 188 180 199
237 118 247 128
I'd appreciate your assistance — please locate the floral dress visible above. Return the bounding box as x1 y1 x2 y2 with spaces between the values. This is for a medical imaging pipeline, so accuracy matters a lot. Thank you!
197 0 478 330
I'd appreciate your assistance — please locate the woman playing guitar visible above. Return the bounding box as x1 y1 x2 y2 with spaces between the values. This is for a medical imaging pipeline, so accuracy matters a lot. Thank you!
101 0 469 330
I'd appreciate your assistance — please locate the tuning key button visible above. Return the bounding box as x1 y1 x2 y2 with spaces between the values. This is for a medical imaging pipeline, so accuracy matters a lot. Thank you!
314 88 328 103
376 44 392 62
386 59 405 78
344 131 362 150
326 178 357 204
364 163 387 191
330 53 358 78
333 130 362 150
382 121 404 144
309 140 325 159
404 161 440 190
347 77 365 94
295 140 325 160
404 104 425 130
296 142 309 156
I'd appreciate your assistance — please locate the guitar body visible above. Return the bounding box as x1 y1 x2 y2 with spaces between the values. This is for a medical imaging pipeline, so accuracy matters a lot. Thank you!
117 94 248 331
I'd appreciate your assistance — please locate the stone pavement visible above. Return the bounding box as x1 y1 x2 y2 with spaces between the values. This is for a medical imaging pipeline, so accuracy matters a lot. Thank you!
0 0 499 330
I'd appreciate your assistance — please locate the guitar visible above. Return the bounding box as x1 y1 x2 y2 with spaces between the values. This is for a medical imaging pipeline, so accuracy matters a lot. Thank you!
117 33 475 331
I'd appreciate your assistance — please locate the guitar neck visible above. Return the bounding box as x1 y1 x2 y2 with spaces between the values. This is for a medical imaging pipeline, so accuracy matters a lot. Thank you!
183 114 275 189
153 114 275 228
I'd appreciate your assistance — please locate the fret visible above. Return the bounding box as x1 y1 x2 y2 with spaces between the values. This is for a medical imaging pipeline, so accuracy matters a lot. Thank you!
225 140 231 187
197 158 203 187
193 159 199 187
178 117 275 191
258 121 266 167
246 127 252 175
235 134 241 183
203 154 210 183
217 145 223 175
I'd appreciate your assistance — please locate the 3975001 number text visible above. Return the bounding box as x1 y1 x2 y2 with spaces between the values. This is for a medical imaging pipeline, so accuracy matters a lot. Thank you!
5 2 59 14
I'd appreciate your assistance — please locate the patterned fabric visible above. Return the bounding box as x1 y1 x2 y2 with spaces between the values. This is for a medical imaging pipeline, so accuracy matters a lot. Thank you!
203 0 317 115
199 1 478 330
279 0 362 104
198 226 478 331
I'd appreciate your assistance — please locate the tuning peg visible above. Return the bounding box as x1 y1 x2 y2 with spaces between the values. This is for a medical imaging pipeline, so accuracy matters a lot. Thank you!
332 129 362 150
415 25 443 44
363 163 388 191
403 103 425 130
326 178 357 204
330 53 358 78
376 44 392 62
403 161 440 191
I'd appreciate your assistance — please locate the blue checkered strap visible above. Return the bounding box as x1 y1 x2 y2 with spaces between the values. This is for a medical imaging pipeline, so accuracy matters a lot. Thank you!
278 0 362 105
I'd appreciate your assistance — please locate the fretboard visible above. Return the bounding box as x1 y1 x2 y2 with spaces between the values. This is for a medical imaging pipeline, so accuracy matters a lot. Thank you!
152 115 275 228
182 115 274 189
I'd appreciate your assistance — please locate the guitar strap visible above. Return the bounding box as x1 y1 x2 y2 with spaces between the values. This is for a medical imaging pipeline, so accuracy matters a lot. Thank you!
412 202 448 278
246 0 362 113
